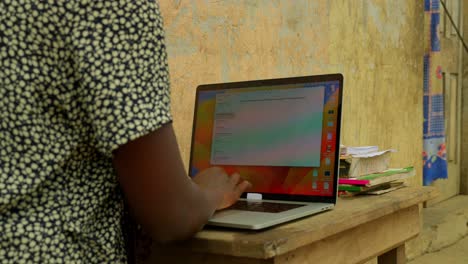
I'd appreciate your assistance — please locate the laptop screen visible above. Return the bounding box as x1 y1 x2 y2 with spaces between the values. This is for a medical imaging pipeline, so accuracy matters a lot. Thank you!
189 75 342 200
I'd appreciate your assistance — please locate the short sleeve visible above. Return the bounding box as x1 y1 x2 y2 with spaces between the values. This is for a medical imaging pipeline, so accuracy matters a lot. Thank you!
73 0 172 157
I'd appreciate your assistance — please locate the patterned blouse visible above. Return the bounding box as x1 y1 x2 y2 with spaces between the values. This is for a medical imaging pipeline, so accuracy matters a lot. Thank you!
0 0 172 262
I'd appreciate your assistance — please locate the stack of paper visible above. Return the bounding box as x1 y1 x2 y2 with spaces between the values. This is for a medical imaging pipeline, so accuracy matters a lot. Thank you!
339 145 397 178
338 167 414 196
340 145 379 156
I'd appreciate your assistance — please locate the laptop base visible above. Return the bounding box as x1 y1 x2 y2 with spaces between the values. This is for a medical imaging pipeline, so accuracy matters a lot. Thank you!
207 199 334 230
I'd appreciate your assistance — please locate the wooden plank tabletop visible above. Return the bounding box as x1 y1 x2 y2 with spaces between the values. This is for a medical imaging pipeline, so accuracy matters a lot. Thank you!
165 186 437 259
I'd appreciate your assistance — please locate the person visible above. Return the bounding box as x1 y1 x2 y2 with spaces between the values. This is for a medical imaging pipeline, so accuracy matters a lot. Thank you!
0 0 251 263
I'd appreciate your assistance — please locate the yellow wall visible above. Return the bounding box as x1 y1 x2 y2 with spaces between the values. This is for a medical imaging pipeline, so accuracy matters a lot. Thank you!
462 1 468 193
159 0 425 186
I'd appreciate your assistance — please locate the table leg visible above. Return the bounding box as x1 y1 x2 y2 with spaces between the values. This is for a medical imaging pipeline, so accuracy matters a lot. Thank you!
377 244 406 264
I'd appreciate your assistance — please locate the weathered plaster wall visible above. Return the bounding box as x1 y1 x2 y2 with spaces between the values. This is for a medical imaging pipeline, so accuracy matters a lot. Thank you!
461 1 468 194
159 0 424 186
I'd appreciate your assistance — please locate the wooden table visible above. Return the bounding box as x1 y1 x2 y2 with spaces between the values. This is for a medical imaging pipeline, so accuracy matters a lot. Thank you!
152 186 437 264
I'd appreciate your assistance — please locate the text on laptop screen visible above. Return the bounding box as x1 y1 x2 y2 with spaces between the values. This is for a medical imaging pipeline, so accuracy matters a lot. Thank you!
190 81 340 197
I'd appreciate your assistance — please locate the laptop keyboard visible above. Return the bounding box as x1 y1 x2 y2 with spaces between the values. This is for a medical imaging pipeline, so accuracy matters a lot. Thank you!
227 200 305 213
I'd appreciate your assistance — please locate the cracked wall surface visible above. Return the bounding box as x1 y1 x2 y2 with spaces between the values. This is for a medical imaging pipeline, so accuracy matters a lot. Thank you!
159 0 425 186
462 1 468 194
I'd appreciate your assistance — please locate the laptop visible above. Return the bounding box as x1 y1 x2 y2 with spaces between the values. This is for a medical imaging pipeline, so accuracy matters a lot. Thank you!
189 74 343 230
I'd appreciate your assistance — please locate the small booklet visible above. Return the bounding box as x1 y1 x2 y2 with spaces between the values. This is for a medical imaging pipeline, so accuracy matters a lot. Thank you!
338 167 414 194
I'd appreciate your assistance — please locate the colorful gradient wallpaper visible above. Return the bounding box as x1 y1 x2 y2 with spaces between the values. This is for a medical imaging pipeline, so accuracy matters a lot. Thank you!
190 81 340 196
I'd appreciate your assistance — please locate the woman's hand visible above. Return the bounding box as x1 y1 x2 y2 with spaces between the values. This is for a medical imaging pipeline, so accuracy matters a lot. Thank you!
192 167 251 210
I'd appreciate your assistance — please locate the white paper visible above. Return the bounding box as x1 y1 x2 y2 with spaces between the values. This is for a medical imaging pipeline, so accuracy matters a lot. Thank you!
351 149 397 158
